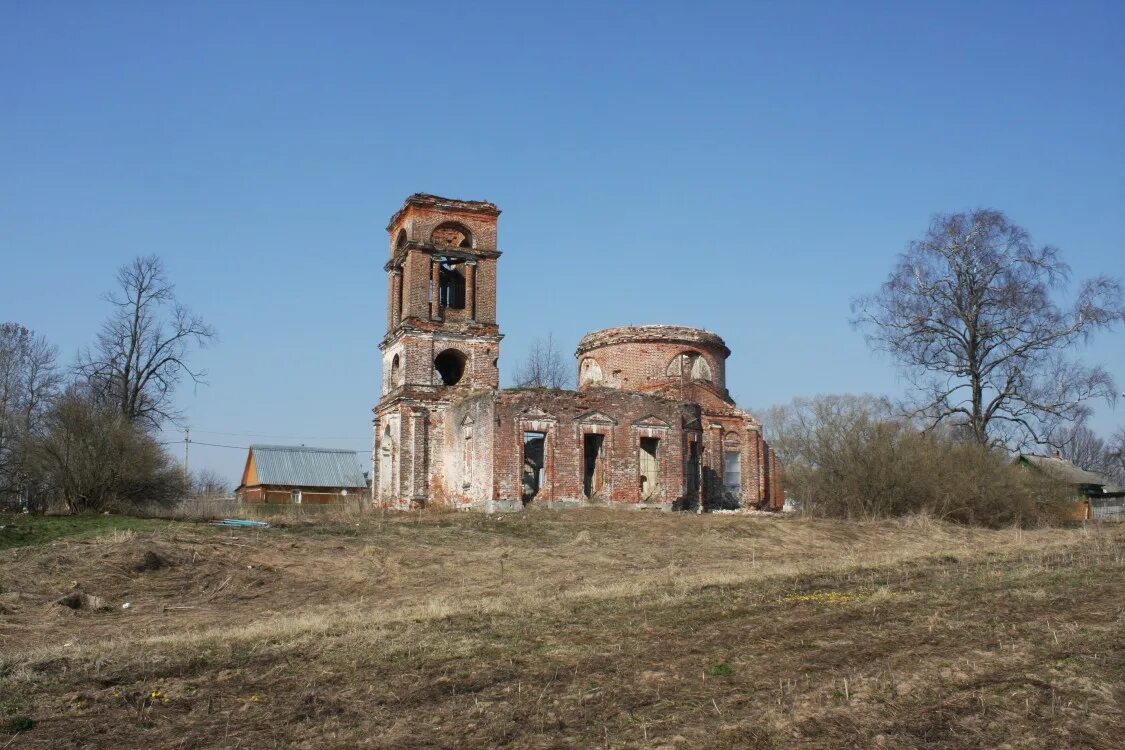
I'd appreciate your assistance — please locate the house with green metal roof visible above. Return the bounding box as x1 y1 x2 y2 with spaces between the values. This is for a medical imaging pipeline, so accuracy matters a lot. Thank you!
235 444 368 504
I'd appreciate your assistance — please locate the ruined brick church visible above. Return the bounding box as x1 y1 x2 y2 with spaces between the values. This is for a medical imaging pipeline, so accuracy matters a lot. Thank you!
373 194 783 512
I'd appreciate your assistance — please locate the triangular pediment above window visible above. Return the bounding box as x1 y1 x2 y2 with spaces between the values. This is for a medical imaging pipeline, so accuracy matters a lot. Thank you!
460 414 475 427
682 417 703 431
520 406 557 422
576 410 618 426
632 414 671 430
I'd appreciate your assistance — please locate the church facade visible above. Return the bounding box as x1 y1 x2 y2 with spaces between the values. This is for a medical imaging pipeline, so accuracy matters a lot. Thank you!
372 194 783 512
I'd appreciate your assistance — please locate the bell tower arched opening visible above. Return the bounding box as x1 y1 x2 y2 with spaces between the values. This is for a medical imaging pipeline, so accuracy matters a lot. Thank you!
435 349 468 386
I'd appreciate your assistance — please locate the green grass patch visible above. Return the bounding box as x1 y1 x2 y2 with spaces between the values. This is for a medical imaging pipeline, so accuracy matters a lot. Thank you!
707 662 734 677
0 513 184 551
2 715 35 733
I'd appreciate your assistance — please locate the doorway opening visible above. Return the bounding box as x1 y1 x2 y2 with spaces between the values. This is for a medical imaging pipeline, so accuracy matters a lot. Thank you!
521 432 546 503
639 437 660 500
583 433 605 499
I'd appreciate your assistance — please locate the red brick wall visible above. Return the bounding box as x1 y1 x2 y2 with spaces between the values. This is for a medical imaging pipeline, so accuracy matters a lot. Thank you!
239 485 361 504
576 327 730 400
488 389 698 506
385 196 501 330
387 200 500 258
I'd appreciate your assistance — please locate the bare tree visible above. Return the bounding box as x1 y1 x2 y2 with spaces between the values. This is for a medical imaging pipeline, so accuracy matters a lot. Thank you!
77 256 215 429
759 393 895 467
1106 427 1125 486
191 468 229 497
853 210 1124 448
0 323 61 506
1052 423 1113 474
514 333 573 389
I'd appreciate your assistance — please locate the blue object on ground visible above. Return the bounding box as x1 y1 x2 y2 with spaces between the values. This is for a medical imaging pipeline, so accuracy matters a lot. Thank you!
208 519 270 529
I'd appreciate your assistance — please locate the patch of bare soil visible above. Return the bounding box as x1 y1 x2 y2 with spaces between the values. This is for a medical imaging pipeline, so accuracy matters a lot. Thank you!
1 512 1122 749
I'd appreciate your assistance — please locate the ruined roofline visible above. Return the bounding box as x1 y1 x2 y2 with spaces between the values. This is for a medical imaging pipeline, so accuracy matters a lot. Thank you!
385 193 501 230
576 325 731 358
498 385 693 407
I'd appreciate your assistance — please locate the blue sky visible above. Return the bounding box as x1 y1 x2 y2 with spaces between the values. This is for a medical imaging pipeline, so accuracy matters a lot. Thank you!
2 1 1123 484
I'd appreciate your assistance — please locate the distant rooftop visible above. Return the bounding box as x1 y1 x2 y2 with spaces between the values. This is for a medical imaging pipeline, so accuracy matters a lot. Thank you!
247 444 367 489
1018 453 1111 488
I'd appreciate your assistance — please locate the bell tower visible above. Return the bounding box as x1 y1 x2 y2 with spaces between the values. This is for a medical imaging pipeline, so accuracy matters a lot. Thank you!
379 193 503 395
374 194 503 507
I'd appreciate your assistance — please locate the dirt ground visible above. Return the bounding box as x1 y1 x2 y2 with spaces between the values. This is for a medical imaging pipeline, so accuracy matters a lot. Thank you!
1 510 1122 748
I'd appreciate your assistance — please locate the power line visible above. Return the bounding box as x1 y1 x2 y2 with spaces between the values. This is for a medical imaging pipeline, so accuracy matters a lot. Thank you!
159 439 370 453
159 439 243 450
157 428 369 441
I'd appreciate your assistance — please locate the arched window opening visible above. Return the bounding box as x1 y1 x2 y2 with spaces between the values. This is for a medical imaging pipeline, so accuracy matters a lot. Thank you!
431 222 473 248
666 351 712 382
579 357 603 386
439 261 466 309
390 354 402 388
434 349 467 386
394 229 408 251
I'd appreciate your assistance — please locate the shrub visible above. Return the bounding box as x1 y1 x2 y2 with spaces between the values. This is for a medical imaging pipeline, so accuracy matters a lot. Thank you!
26 387 187 513
765 395 1074 527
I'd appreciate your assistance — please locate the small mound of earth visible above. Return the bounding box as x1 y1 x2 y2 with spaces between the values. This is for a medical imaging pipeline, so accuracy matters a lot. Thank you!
134 550 166 572
53 589 106 611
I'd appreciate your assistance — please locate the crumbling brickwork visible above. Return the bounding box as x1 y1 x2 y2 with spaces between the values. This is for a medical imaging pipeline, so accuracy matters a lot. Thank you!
373 194 784 512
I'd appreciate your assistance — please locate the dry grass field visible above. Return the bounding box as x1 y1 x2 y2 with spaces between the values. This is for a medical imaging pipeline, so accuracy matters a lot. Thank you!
1 510 1122 749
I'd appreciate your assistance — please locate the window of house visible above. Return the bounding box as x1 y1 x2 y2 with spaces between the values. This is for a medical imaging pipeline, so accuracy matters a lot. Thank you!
291 489 302 505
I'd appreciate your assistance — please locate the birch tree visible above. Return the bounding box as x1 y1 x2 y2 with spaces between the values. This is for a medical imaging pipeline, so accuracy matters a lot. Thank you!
853 210 1124 448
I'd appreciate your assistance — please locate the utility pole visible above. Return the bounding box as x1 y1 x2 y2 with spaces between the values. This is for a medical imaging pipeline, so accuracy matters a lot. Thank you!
184 428 190 480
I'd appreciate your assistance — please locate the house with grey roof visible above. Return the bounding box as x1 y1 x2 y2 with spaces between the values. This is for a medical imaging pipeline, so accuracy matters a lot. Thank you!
1016 451 1125 520
235 444 368 504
